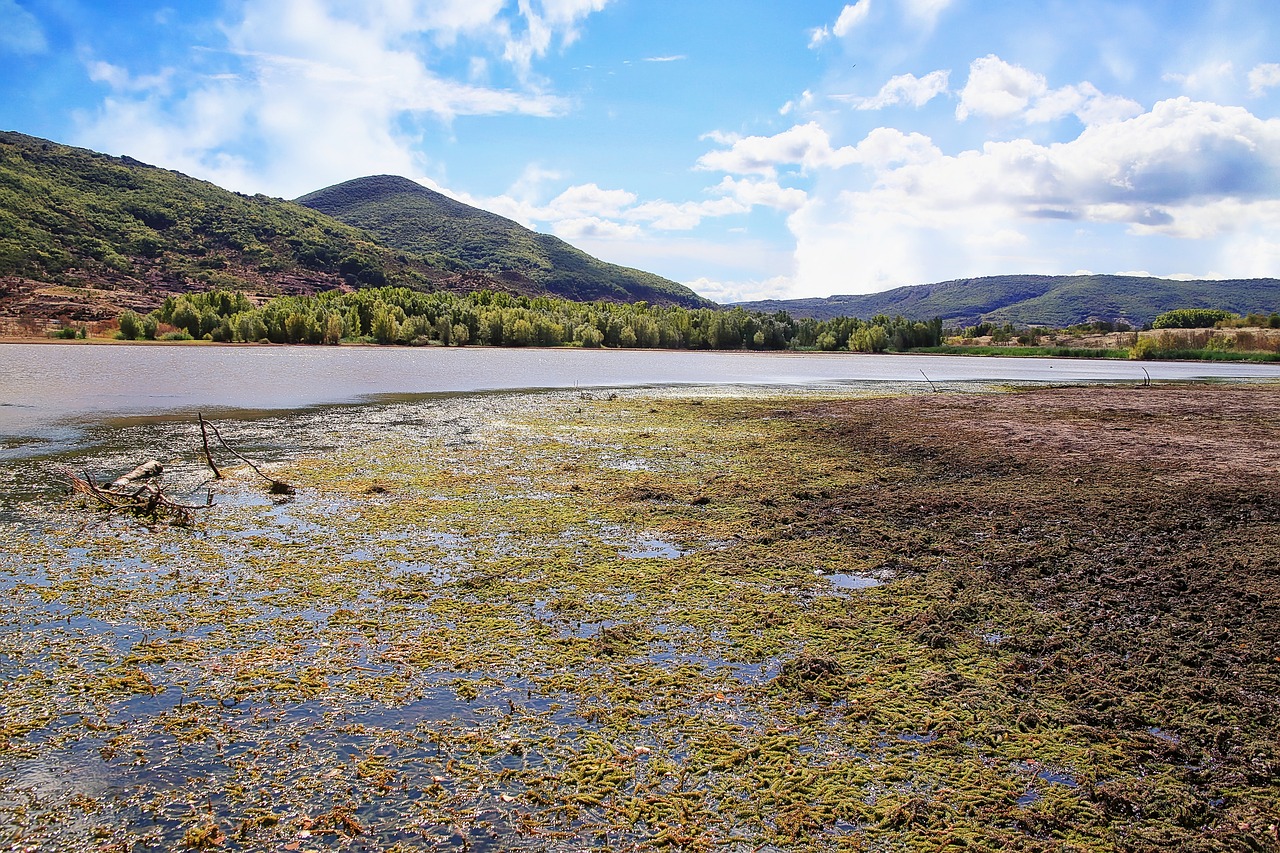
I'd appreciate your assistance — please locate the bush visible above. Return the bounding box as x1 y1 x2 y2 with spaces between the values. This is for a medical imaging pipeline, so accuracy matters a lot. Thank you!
1130 337 1161 360
118 310 143 340
1151 308 1235 329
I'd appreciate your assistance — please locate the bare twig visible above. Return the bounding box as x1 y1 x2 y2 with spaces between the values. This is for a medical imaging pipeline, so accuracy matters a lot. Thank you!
201 416 295 494
198 414 222 479
920 369 938 392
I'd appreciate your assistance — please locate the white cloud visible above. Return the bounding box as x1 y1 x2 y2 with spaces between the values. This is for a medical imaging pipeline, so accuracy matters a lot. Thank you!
779 89 815 116
685 275 795 304
714 176 808 212
74 0 592 197
85 59 175 93
626 197 751 231
783 97 1280 295
809 0 871 48
1248 62 1280 97
695 122 861 177
481 175 796 239
957 55 1141 126
546 183 637 219
1162 60 1235 94
0 0 46 54
956 55 1047 120
901 0 954 28
643 55 685 63
844 70 950 110
833 1 873 36
504 0 612 74
852 127 941 169
552 216 643 241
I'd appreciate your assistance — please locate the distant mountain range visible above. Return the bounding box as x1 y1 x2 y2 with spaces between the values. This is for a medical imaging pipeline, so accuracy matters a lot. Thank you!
735 274 1280 328
0 132 707 325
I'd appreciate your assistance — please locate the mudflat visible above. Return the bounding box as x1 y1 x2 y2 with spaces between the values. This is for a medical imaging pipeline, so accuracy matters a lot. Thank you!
1 382 1276 850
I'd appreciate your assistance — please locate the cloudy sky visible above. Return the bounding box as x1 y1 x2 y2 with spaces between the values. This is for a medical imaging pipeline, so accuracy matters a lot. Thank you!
3 1 1280 301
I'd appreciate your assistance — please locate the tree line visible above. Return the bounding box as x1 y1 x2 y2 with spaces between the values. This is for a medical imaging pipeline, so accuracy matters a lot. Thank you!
116 287 944 352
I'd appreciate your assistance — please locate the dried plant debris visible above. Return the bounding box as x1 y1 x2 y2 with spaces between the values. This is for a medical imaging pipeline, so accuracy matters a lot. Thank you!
1 382 1278 851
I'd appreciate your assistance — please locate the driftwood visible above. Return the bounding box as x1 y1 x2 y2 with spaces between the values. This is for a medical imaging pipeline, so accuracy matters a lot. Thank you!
63 462 209 525
197 414 222 480
109 459 165 489
198 415 294 495
62 415 294 524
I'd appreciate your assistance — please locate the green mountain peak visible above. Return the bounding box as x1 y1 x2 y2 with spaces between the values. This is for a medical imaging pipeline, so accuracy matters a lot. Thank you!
296 175 712 308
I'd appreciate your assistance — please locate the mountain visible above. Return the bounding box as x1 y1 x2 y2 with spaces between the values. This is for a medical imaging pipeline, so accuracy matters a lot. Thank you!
296 175 712 308
0 133 709 328
735 274 1280 328
0 131 456 324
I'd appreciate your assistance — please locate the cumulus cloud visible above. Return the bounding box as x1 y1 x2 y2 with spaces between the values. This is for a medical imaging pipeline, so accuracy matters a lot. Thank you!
809 0 871 47
0 0 46 54
74 0 590 197
685 275 796 304
479 175 799 241
545 183 637 219
1249 63 1280 96
957 54 1141 125
784 97 1280 294
714 176 808 212
843 70 950 110
695 122 861 177
779 89 815 116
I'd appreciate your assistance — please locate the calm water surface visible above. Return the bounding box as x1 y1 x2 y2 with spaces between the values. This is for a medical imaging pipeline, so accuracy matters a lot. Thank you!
2 342 1278 444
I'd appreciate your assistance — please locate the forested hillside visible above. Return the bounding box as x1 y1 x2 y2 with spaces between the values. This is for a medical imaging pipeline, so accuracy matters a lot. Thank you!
0 132 441 307
297 175 711 308
736 274 1280 327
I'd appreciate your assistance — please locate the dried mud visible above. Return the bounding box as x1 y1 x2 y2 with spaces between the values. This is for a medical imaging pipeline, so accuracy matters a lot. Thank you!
1 382 1277 851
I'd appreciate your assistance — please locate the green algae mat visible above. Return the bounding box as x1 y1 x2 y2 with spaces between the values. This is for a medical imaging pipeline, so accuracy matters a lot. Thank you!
1 383 1278 851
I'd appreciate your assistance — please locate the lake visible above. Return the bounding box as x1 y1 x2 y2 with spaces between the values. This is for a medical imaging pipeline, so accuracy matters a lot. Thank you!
2 342 1278 452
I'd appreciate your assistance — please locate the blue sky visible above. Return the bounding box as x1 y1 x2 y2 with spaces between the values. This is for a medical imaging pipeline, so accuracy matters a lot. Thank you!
3 0 1280 301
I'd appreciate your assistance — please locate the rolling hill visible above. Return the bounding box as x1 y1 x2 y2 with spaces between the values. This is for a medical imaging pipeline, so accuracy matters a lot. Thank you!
735 274 1280 328
0 131 453 323
0 132 708 328
296 175 712 307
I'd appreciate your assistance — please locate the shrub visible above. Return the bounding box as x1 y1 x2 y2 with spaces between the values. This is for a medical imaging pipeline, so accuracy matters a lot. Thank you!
118 310 143 340
1130 337 1161 360
1151 308 1235 329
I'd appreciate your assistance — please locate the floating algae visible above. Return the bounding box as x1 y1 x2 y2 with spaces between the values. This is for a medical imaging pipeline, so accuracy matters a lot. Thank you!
1 383 1278 850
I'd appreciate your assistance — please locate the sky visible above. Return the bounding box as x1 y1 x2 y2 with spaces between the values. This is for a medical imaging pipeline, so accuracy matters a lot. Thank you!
3 1 1280 302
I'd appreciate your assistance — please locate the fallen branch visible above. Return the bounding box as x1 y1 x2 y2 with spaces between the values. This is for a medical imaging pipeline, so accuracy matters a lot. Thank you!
197 414 222 480
199 415 295 495
109 459 164 489
63 465 209 526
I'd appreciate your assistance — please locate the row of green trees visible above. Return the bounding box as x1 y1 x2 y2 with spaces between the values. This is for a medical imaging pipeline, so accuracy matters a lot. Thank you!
116 288 944 352
1152 308 1280 329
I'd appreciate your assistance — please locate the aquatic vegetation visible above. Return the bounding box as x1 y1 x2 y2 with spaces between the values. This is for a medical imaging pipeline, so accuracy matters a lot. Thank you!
0 383 1277 850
